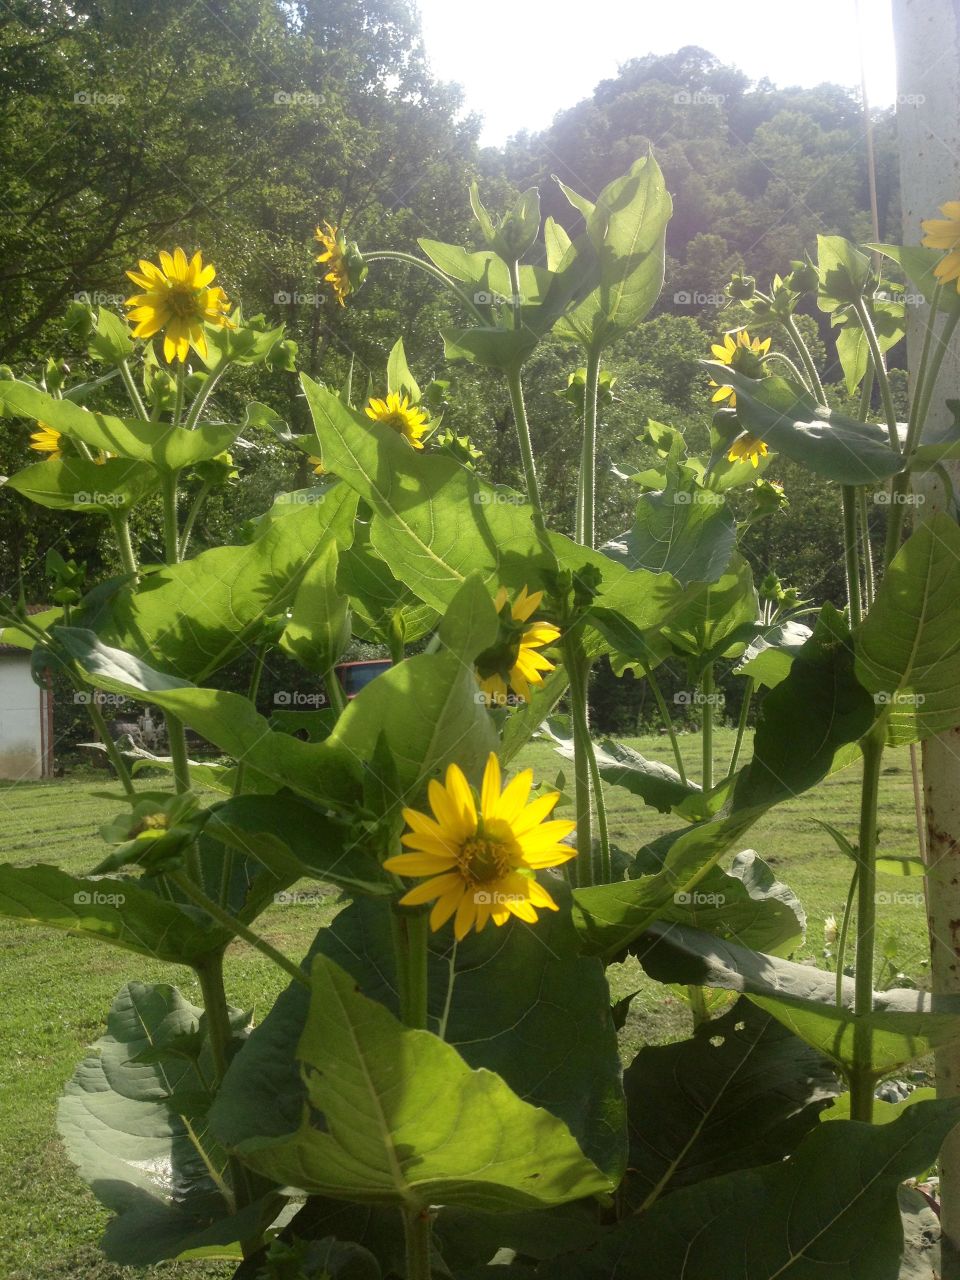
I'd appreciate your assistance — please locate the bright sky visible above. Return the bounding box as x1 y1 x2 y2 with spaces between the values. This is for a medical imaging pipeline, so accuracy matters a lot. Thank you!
414 0 897 145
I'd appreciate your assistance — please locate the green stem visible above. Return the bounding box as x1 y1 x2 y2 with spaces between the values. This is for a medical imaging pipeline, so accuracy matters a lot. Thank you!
763 349 814 393
86 697 136 798
109 513 138 578
687 984 709 1030
562 638 592 889
366 249 487 324
849 729 885 1122
161 473 181 564
852 296 900 452
232 644 268 797
391 906 429 1030
118 358 149 420
195 950 234 1085
166 714 192 794
644 664 687 784
403 1208 433 1280
505 364 549 547
700 664 715 794
569 650 610 883
836 865 859 1007
577 348 602 549
783 314 827 405
857 487 875 609
178 481 212 560
726 677 754 779
841 487 863 627
183 364 228 432
172 361 187 429
171 871 308 988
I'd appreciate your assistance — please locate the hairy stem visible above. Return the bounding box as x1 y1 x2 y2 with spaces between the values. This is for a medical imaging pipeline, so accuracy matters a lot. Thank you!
849 729 885 1121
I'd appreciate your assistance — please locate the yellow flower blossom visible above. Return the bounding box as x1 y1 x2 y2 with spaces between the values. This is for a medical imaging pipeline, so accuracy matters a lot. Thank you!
125 248 233 363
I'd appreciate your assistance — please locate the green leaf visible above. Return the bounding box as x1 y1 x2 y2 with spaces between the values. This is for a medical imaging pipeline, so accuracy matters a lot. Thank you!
601 478 736 587
93 484 358 681
0 862 229 963
816 234 872 312
4 456 159 513
660 552 758 663
734 619 813 688
555 154 672 351
385 337 421 402
226 955 613 1211
639 922 960 1076
58 981 278 1265
735 604 876 809
621 998 837 1211
441 325 540 372
705 367 905 485
88 307 135 364
870 242 960 317
855 515 960 745
279 540 351 677
539 1101 960 1280
566 736 700 815
0 381 239 470
337 519 438 646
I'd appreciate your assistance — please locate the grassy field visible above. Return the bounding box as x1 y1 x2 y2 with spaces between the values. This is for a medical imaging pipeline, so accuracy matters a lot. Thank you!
0 730 928 1279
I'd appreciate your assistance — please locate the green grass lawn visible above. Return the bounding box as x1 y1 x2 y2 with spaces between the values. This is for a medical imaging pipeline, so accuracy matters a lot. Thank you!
0 731 928 1279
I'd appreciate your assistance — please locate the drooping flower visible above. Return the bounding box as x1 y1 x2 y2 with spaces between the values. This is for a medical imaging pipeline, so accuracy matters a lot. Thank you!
727 433 769 468
125 248 233 363
476 586 561 707
364 392 430 449
383 752 576 940
29 422 62 458
921 201 960 291
314 221 352 306
708 330 771 405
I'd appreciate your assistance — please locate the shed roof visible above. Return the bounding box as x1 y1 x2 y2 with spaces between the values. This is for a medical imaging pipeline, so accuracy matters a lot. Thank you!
0 605 52 656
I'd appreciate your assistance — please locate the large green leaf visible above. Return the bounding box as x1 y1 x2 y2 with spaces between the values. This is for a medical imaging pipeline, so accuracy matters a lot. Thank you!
621 998 838 1212
660 552 758 663
855 515 960 746
554 154 672 352
91 483 359 682
58 982 280 1266
538 1101 960 1280
225 955 612 1211
278 540 351 677
816 234 872 312
302 375 691 648
337 518 439 646
706 367 905 485
0 862 229 963
870 242 960 318
638 922 960 1077
0 380 239 469
4 456 159 513
601 479 736 587
734 619 813 689
212 889 625 1181
563 736 700 816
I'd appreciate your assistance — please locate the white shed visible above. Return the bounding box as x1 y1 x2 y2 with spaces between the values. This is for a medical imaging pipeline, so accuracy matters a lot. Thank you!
0 629 53 781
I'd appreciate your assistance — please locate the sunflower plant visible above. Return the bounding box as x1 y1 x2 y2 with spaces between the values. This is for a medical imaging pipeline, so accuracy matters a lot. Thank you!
3 170 960 1280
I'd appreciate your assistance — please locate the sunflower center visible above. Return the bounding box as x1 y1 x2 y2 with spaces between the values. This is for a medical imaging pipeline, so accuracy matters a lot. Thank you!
458 834 513 884
166 282 202 320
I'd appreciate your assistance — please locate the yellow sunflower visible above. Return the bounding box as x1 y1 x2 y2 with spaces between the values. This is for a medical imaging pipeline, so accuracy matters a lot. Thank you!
921 201 960 290
708 330 771 406
29 422 62 458
383 752 576 940
125 248 233 363
364 392 430 449
476 586 561 707
314 221 352 307
727 434 769 468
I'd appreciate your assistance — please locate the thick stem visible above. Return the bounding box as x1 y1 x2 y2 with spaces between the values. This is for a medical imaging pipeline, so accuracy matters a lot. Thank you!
568 647 610 883
505 365 549 546
563 637 595 887
576 349 602 549
118 358 149 420
783 314 827 405
726 677 754 780
109 514 139 577
836 865 859 1007
195 950 234 1085
645 664 687 784
183 363 229 431
841 487 863 627
171 871 308 988
849 729 885 1122
86 697 136 797
700 664 715 794
178 481 212 560
856 487 875 610
172 361 187 429
391 906 429 1031
232 644 268 797
852 296 901 453
403 1208 433 1280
